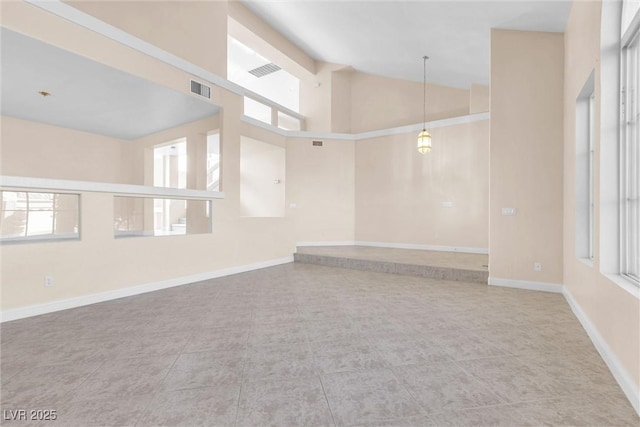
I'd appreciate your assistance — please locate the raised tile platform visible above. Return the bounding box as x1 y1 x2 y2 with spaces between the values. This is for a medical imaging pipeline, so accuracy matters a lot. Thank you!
294 245 489 284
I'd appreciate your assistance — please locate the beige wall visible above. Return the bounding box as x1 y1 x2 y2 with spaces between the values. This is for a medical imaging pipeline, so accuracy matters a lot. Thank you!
286 137 355 243
299 62 348 133
489 29 564 284
349 72 470 133
1 116 134 184
355 120 490 249
66 0 228 77
331 68 353 133
470 84 490 114
563 0 639 391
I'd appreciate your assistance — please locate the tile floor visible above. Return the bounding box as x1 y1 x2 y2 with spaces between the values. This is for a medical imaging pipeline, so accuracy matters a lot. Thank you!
1 262 638 426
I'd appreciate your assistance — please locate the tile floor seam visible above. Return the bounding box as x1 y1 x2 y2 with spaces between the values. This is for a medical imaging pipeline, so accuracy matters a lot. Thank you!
317 373 338 426
387 365 433 418
233 313 252 427
452 358 515 406
59 359 107 405
151 353 182 395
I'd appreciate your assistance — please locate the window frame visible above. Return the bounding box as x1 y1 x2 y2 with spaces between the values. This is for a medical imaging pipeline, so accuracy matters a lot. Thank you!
0 191 81 244
621 24 640 285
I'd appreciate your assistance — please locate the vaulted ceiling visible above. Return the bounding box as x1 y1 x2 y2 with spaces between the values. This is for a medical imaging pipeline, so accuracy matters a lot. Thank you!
240 1 572 88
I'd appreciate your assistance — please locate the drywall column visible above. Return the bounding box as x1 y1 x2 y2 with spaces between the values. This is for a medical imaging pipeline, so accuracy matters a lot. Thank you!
187 131 209 233
489 29 564 286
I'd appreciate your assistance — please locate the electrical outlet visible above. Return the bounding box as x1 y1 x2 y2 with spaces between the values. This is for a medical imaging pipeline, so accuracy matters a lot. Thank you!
44 276 54 287
502 207 517 216
534 263 542 272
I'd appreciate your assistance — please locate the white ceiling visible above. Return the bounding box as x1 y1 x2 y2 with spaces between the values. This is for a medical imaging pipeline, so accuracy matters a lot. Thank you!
240 0 572 88
1 28 220 140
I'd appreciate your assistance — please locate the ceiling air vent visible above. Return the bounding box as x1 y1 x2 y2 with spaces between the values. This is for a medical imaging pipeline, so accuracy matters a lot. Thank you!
312 140 323 147
190 80 211 99
248 63 281 78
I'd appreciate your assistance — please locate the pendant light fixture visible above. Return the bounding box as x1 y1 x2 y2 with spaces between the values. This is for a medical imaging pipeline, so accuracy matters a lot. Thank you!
417 55 432 154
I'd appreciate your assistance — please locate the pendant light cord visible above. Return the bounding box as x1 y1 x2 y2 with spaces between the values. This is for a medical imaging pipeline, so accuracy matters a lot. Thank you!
423 55 428 130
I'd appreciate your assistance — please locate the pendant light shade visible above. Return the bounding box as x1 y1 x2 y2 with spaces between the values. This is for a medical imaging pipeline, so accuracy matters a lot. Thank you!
417 129 432 153
417 55 432 154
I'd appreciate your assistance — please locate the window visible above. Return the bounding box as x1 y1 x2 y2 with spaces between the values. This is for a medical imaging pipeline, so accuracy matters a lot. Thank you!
114 196 211 237
227 36 299 113
575 71 595 263
622 25 640 284
154 139 187 189
243 96 272 124
207 132 221 192
0 191 79 242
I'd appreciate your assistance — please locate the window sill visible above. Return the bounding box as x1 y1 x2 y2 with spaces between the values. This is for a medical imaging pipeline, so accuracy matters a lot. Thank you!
578 257 594 268
603 273 640 299
0 234 79 245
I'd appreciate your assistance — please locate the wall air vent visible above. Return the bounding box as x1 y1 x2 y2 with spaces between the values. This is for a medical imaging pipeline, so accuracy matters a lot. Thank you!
248 63 281 78
312 140 323 147
190 80 211 99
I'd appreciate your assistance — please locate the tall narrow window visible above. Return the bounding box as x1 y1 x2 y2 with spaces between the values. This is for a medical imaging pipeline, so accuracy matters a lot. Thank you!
153 139 187 233
207 132 221 192
576 71 595 263
622 27 640 284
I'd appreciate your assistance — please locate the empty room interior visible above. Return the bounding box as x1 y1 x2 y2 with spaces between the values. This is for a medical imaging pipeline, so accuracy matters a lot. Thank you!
1 0 639 426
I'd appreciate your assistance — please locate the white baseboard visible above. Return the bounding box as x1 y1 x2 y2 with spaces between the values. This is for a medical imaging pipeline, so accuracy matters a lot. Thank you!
295 241 356 248
295 240 488 255
488 277 563 293
355 241 489 254
0 256 294 323
563 286 640 416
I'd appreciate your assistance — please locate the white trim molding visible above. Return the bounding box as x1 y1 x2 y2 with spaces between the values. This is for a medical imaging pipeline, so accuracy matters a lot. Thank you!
353 112 490 141
563 286 640 416
0 176 224 200
296 241 356 248
242 112 490 141
488 277 563 293
355 241 489 254
0 256 293 322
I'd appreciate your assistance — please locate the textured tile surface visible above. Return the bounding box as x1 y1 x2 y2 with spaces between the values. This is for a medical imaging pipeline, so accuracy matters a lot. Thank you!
236 377 334 427
1 262 637 427
322 368 424 425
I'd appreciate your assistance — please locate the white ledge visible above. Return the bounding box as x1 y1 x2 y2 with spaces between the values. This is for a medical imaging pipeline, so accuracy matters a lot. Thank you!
0 176 224 200
242 112 490 141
